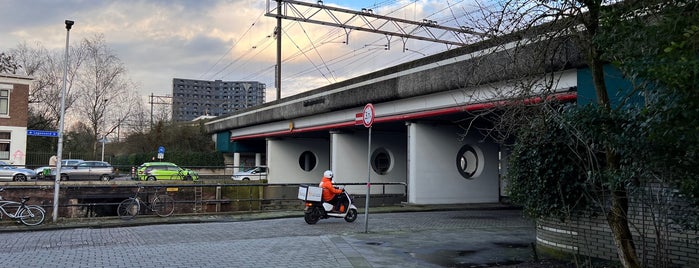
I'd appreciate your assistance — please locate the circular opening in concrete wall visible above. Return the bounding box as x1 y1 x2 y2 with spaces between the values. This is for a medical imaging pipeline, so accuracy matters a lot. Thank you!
456 145 483 179
371 147 393 175
298 151 317 172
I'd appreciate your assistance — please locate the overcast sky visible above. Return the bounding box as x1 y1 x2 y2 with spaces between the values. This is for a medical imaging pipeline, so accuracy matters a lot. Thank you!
0 0 489 102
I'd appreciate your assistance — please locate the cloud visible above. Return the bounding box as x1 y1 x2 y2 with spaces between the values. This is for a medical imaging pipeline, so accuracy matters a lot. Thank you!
1 0 484 101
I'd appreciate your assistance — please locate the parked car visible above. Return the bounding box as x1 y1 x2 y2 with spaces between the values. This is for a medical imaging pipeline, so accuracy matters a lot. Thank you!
136 162 199 181
62 159 84 167
34 159 85 180
57 161 115 181
232 166 267 181
0 161 37 181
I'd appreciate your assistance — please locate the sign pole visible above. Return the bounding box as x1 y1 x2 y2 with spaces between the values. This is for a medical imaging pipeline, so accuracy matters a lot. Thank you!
364 126 371 233
360 103 375 233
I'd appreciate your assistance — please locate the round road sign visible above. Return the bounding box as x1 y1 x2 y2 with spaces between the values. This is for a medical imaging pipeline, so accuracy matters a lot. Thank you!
363 103 375 128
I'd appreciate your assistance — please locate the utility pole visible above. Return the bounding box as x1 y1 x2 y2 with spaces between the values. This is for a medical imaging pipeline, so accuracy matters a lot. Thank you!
149 94 172 129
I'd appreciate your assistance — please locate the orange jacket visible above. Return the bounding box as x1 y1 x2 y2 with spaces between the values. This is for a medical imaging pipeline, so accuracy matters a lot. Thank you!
320 176 342 201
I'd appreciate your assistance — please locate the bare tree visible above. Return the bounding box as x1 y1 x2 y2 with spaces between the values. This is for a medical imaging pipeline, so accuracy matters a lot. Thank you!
11 41 85 125
0 52 21 74
73 34 140 158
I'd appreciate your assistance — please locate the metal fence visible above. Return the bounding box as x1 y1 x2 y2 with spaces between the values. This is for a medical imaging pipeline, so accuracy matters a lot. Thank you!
25 152 96 167
0 181 407 220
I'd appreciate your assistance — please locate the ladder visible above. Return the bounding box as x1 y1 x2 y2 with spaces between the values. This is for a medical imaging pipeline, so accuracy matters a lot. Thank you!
193 181 203 213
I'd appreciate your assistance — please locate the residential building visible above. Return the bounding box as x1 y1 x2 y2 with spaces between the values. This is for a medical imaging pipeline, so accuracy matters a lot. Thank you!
0 73 32 166
172 78 265 122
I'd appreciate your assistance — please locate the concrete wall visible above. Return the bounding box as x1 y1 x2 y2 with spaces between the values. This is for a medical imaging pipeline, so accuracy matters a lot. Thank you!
331 129 407 194
407 123 499 204
267 138 329 184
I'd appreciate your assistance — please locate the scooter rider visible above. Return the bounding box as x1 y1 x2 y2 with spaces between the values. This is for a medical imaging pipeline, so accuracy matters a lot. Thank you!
319 170 344 212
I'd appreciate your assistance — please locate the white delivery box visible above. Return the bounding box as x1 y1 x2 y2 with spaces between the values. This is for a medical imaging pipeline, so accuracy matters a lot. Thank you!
298 184 322 202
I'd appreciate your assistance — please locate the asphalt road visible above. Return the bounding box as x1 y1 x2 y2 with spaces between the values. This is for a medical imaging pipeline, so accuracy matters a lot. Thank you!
0 209 536 267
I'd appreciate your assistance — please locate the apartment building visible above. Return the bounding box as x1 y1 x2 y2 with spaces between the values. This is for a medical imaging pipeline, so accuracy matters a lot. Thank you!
172 78 265 122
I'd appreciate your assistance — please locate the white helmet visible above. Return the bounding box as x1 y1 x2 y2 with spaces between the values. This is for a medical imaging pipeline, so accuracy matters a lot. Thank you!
323 170 333 179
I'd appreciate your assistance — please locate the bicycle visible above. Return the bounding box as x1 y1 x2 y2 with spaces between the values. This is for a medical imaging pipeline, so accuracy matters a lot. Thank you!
117 184 175 220
0 188 46 226
168 169 196 181
141 168 198 181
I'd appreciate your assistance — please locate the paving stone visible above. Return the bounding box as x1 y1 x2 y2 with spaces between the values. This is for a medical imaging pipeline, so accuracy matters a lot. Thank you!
0 209 535 267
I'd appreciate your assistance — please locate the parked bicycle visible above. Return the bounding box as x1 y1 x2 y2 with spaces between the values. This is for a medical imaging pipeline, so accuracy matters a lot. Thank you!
117 184 175 220
0 188 46 226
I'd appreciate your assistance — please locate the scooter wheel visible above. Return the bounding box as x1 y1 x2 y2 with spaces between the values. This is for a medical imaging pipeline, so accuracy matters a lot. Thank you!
304 207 321 224
344 209 358 223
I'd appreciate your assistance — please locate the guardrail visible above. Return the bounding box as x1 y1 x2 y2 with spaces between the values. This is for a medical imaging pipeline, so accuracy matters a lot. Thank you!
0 181 407 219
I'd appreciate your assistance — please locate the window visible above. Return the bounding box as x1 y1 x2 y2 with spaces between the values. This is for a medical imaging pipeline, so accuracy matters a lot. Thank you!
298 151 317 172
0 132 10 160
371 147 392 175
0 89 9 116
456 145 482 179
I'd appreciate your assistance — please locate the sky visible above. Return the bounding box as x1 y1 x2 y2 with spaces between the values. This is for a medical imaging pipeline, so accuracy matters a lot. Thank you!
0 0 491 102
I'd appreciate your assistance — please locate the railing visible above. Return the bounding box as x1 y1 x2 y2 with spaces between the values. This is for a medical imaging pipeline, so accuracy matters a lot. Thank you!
0 181 407 219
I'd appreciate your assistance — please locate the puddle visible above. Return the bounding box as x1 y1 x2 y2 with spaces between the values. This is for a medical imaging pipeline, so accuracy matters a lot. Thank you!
452 216 498 220
409 243 532 267
458 260 525 267
492 242 530 248
410 250 525 268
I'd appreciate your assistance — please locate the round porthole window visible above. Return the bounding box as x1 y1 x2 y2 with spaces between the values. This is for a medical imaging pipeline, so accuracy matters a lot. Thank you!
298 151 317 172
456 145 481 179
371 147 392 175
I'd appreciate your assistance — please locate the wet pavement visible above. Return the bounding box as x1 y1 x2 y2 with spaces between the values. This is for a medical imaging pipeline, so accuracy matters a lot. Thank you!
0 204 545 267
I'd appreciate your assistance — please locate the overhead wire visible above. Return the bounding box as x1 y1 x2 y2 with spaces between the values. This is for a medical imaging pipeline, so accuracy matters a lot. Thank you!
220 36 277 80
288 0 481 91
210 33 274 79
286 45 376 80
277 1 448 88
295 22 337 82
216 0 421 84
199 11 265 80
241 31 349 81
211 1 486 95
282 27 333 83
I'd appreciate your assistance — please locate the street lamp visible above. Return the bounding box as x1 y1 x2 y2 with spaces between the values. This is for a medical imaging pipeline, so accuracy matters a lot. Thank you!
53 19 73 223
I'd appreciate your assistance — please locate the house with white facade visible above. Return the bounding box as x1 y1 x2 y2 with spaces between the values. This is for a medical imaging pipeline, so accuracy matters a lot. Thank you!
0 73 32 166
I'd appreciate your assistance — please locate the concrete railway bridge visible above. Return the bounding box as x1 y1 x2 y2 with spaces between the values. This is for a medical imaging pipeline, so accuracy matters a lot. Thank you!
205 35 605 205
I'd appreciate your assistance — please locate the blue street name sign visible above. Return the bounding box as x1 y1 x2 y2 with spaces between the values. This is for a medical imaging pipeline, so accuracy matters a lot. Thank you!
27 130 59 137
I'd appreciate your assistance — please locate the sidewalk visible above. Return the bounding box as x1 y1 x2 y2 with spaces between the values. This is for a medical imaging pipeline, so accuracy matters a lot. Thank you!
0 203 568 267
1 202 518 232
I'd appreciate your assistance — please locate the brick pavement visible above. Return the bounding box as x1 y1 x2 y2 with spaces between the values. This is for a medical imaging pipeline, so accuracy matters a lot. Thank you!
0 209 535 267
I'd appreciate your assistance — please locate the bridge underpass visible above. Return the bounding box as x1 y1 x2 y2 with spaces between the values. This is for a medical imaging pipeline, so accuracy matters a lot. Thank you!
206 35 584 205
